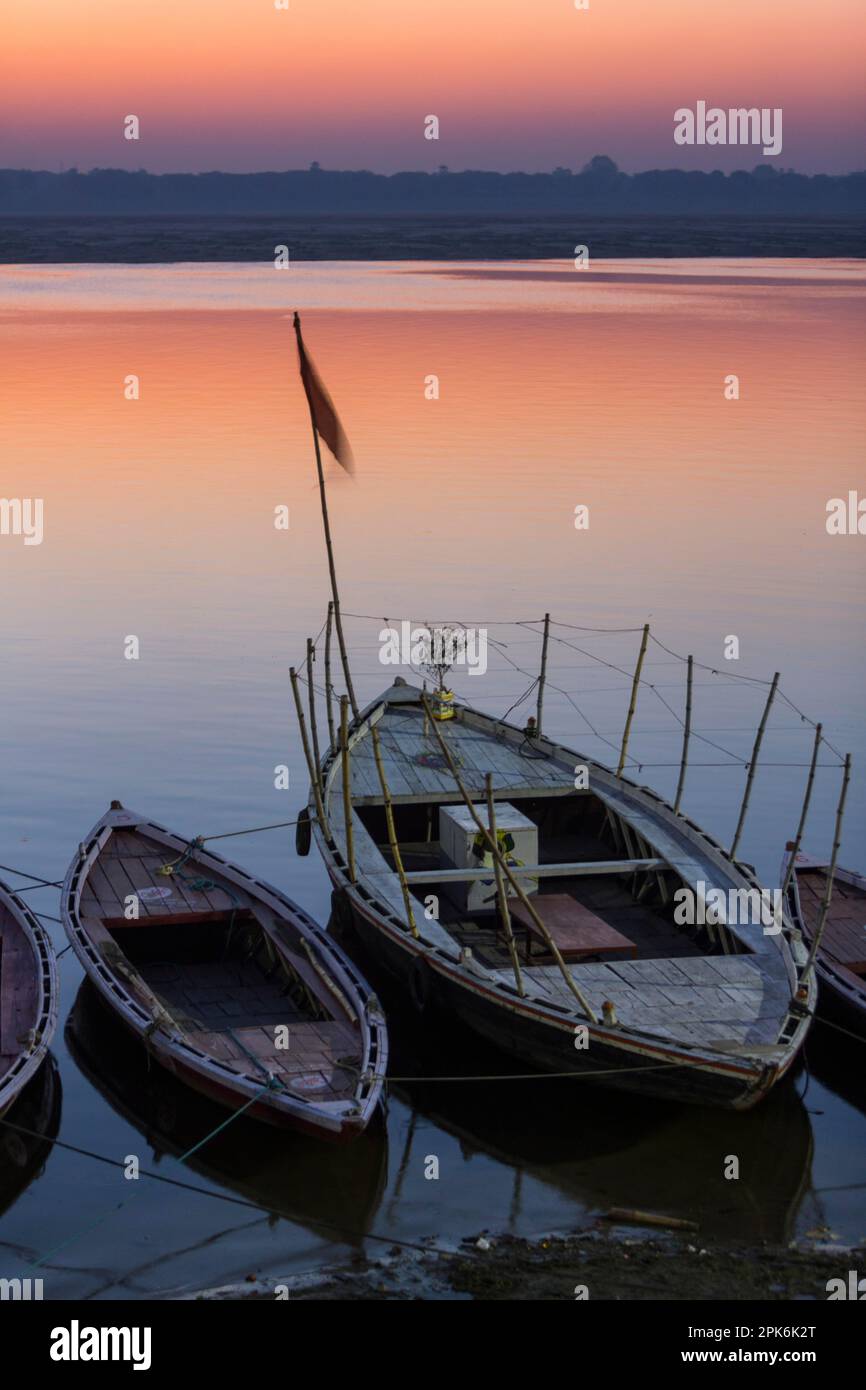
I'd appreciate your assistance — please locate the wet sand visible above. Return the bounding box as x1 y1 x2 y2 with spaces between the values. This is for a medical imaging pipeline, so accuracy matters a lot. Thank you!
190 1229 865 1301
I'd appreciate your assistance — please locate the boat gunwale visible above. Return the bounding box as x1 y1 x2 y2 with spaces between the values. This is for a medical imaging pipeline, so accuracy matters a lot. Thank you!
0 878 59 1116
61 808 388 1135
783 851 866 1018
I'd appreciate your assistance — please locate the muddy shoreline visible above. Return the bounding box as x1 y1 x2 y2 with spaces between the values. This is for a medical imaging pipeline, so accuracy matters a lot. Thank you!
187 1228 864 1301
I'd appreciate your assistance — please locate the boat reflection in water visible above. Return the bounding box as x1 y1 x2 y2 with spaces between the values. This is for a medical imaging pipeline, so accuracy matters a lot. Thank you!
65 982 388 1247
0 1055 62 1220
341 928 816 1245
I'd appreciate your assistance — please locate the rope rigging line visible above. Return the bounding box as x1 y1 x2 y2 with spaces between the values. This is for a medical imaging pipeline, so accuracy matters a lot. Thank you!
23 1078 282 1273
295 612 843 774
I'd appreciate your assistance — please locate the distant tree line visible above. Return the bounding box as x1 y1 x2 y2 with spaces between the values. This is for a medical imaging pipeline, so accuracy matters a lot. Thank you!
1 156 863 215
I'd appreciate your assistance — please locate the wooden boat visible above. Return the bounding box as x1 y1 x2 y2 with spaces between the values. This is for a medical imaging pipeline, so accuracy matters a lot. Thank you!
305 680 815 1110
0 881 59 1121
782 847 866 1039
61 803 387 1141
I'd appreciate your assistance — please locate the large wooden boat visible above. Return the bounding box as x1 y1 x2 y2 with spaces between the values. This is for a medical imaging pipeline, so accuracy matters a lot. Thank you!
0 881 58 1120
782 847 866 1040
62 804 387 1141
305 680 815 1110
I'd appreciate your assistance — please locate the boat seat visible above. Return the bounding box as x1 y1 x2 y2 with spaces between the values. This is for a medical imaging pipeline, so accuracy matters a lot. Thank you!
506 893 637 963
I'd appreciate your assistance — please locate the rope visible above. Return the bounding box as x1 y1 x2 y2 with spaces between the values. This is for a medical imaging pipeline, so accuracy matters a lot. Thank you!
24 1079 280 1272
0 863 62 888
0 1115 461 1265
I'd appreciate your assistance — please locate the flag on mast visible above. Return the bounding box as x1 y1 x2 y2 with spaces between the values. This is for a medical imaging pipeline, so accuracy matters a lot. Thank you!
293 312 354 472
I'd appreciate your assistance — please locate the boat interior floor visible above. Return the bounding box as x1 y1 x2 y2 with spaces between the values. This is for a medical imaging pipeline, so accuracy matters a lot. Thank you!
113 928 359 1098
0 915 38 1076
395 832 709 971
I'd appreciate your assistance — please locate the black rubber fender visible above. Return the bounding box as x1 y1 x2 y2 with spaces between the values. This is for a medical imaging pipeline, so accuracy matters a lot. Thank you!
295 806 312 856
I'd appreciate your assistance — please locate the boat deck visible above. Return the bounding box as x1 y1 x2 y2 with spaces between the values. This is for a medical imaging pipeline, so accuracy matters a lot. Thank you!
442 885 786 1049
346 706 573 804
137 957 359 1099
796 869 866 977
495 956 788 1048
81 827 236 922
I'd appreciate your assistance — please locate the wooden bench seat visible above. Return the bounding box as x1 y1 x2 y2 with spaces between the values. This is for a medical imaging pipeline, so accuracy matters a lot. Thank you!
505 893 637 963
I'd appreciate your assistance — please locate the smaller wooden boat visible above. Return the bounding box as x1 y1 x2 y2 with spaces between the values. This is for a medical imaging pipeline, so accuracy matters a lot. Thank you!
61 804 387 1141
0 881 58 1120
782 846 866 1039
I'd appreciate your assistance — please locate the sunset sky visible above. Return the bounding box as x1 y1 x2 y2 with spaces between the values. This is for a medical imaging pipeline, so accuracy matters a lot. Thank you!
3 0 864 175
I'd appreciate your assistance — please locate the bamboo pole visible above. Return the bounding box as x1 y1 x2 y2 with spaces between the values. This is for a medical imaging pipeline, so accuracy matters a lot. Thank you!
536 612 550 737
421 695 597 1021
293 313 358 718
485 773 524 997
340 695 356 883
804 753 852 975
290 667 329 838
369 718 418 938
305 638 322 779
324 601 336 750
616 623 650 777
673 654 693 815
730 672 779 860
780 723 823 901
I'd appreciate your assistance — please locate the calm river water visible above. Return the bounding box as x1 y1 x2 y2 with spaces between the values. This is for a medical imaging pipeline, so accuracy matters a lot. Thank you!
0 259 864 1296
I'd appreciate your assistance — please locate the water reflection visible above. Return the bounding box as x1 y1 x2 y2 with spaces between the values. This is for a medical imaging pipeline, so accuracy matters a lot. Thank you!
65 982 388 1248
0 1055 62 1220
346 929 815 1244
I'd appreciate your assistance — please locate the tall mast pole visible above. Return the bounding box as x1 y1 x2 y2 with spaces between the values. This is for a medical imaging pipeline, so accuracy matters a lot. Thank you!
293 312 358 719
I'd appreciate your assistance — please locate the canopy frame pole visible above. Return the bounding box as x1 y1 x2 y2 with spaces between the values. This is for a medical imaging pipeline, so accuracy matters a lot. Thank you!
780 722 823 901
485 773 525 997
324 601 336 750
369 717 419 939
673 654 693 815
616 623 650 777
804 753 852 975
339 695 356 883
730 672 779 861
290 667 329 839
536 612 550 736
306 637 322 778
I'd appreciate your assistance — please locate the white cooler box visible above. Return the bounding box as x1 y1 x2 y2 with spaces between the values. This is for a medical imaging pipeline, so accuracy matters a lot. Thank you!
439 802 538 914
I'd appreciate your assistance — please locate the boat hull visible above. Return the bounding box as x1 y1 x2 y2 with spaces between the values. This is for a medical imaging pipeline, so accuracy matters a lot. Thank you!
109 1008 366 1142
784 857 866 1042
333 884 779 1111
0 882 59 1121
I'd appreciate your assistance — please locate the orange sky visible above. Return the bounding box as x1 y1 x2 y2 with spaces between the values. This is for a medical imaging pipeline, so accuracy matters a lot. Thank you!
3 0 864 172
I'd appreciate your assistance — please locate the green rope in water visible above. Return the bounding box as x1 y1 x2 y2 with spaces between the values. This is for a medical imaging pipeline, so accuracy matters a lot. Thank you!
27 1079 278 1272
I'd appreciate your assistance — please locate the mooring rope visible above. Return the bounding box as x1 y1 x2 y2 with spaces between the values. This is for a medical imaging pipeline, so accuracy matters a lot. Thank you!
22 1078 282 1272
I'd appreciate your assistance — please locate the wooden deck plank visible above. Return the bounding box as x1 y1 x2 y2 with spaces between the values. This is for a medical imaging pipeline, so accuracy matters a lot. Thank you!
87 861 128 917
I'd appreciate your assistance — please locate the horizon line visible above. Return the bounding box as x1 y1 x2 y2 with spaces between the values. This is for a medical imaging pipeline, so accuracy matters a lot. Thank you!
7 161 866 180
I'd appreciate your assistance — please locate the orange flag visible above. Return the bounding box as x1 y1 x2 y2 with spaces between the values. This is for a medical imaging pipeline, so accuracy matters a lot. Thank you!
293 312 354 472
